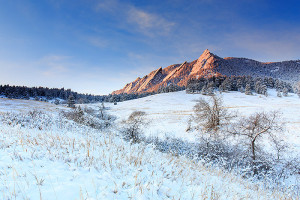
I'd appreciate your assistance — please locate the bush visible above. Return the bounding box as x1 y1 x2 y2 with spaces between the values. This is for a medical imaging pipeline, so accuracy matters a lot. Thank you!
61 106 85 124
184 97 300 192
61 106 114 130
121 111 148 144
0 110 72 131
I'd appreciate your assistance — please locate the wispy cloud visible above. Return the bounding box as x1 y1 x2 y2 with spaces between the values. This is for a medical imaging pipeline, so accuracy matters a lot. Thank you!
126 7 175 36
95 0 175 36
85 36 108 48
40 55 71 62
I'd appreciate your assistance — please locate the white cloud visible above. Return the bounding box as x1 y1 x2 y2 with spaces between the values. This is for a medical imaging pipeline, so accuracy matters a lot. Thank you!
126 7 175 36
95 0 175 36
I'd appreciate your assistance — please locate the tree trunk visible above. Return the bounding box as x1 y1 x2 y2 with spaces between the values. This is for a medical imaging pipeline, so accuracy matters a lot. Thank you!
251 140 258 175
251 140 256 161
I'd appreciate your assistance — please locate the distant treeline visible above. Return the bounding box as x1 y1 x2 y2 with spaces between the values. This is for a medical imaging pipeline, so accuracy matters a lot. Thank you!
0 76 296 104
186 75 294 96
0 84 158 104
0 85 104 103
108 76 299 103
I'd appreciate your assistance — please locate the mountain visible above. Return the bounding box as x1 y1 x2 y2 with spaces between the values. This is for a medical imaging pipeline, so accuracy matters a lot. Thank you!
112 49 300 94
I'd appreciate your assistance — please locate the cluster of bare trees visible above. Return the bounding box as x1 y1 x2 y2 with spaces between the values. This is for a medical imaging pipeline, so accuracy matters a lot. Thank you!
187 95 299 178
118 95 299 193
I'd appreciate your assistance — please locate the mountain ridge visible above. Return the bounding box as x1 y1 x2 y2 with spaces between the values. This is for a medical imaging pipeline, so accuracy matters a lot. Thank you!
112 49 300 94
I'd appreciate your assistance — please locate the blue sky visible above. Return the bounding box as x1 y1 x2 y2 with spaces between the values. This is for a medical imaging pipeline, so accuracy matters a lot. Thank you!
0 0 299 94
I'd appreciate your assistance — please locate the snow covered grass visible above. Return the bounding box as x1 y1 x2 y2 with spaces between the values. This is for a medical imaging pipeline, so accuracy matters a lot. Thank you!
0 93 299 199
105 89 300 194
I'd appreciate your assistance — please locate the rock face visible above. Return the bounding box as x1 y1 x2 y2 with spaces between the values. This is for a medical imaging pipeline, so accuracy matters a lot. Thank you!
112 49 300 94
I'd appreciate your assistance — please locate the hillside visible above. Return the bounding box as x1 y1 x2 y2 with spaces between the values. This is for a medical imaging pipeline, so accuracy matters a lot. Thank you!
113 49 300 94
0 91 299 199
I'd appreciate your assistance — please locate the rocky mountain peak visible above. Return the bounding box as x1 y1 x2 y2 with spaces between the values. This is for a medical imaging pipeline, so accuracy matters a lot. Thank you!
190 49 218 76
112 50 300 95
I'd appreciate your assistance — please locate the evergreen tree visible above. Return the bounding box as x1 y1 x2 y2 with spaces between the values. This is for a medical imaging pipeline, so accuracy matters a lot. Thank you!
297 81 300 98
218 85 223 93
237 78 243 91
254 80 262 94
268 77 274 88
261 84 268 96
282 87 288 97
201 85 208 95
275 79 280 90
245 83 252 95
207 82 214 95
239 86 245 93
68 94 76 108
224 77 232 91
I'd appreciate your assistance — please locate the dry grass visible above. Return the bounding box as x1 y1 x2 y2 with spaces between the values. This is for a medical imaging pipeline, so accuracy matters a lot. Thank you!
0 110 298 199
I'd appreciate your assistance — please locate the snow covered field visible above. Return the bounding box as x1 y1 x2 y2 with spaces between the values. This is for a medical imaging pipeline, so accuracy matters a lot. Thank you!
0 91 299 199
107 90 300 151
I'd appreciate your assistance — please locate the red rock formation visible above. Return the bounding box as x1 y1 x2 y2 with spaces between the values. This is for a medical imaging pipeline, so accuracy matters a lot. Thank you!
112 49 300 94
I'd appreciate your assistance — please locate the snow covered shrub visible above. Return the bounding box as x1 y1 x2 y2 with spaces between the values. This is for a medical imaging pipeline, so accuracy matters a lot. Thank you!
186 102 299 188
61 106 85 124
0 110 76 131
61 106 114 130
54 99 60 105
143 130 299 194
0 110 52 130
121 111 148 144
229 111 285 175
83 106 95 115
277 91 282 97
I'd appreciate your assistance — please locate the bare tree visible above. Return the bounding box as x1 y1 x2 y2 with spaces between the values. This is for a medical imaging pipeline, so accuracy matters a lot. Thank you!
269 134 287 161
229 111 284 174
122 111 148 144
191 96 233 134
99 102 105 120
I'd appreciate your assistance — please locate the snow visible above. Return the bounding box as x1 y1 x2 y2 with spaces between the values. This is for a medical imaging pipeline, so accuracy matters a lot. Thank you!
0 91 299 199
106 90 300 150
0 98 69 114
